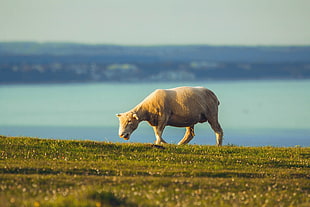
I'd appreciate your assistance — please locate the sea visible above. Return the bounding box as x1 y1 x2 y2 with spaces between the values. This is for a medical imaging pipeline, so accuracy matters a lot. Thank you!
0 80 309 147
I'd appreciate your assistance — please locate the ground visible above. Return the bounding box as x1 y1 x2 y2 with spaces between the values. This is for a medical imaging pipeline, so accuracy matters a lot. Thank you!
0 135 309 206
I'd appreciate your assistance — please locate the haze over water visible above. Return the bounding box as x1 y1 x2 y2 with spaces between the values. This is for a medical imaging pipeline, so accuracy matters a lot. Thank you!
1 80 309 146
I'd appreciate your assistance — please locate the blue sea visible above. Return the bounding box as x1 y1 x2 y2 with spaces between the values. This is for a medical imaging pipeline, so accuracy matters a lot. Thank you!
0 80 309 147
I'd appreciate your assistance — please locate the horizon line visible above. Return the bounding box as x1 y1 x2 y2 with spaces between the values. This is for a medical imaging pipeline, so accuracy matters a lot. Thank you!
0 41 310 47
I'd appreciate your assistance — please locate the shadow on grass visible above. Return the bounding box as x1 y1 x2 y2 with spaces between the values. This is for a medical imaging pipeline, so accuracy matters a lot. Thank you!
87 191 137 207
2 167 309 179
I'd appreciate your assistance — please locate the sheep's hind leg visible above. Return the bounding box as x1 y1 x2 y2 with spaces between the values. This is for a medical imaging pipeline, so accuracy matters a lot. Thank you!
209 120 223 146
178 126 195 145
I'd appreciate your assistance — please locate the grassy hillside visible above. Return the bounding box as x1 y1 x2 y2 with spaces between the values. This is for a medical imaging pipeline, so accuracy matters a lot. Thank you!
0 135 309 206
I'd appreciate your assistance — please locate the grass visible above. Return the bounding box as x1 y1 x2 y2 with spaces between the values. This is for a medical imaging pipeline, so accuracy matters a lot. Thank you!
0 135 309 206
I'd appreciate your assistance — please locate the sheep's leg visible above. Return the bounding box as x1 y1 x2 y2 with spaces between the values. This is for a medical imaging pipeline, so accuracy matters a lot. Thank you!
153 125 167 144
215 131 223 146
208 119 223 146
178 126 195 145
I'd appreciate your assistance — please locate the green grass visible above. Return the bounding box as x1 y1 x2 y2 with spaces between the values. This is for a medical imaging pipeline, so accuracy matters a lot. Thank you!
0 135 309 207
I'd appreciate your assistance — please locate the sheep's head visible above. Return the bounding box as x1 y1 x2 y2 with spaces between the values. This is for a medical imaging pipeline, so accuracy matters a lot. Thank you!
116 112 139 140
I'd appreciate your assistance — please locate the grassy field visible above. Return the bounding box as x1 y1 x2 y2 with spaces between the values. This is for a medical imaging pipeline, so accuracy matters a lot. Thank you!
0 135 309 207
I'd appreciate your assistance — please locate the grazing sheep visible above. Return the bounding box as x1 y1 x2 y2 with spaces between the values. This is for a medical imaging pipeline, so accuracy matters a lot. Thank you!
116 86 223 145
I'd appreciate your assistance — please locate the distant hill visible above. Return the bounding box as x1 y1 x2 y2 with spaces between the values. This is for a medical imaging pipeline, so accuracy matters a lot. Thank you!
0 42 309 83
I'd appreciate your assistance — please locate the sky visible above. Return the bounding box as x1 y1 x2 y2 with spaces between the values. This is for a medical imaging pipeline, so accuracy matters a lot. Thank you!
1 0 310 45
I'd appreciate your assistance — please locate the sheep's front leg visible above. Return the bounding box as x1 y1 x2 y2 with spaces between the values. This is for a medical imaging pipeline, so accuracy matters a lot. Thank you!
153 125 167 144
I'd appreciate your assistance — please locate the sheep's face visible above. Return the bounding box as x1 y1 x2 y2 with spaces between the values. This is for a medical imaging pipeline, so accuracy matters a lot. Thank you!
116 112 139 140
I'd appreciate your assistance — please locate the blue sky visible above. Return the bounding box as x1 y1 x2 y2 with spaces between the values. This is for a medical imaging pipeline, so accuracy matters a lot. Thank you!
1 0 309 45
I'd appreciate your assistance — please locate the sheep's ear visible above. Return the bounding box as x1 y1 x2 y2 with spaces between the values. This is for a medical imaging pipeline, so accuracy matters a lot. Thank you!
133 113 139 120
116 113 122 117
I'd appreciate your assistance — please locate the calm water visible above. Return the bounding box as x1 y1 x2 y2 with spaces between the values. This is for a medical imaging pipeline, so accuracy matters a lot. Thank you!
0 80 309 146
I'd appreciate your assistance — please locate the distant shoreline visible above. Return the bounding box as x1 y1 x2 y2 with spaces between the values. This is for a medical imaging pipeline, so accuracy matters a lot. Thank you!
1 43 310 83
1 77 309 86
